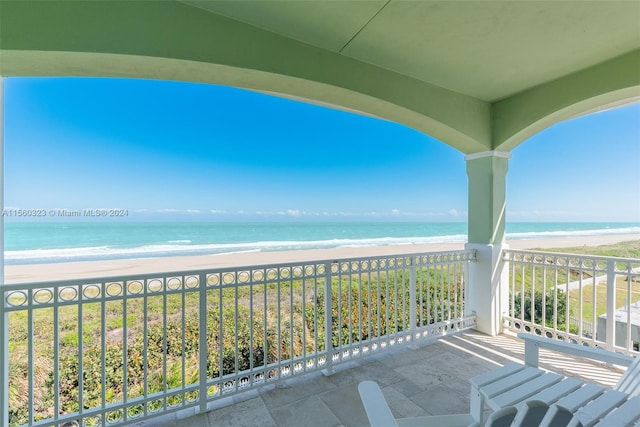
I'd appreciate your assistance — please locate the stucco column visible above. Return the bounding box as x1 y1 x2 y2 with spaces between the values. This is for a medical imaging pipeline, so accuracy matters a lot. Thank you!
464 151 510 336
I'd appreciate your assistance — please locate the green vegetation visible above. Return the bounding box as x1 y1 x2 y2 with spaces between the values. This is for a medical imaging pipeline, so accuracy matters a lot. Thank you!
512 289 567 328
538 240 640 259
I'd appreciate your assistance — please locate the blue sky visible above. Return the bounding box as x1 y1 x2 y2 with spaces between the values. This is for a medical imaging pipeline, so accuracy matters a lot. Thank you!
4 77 639 222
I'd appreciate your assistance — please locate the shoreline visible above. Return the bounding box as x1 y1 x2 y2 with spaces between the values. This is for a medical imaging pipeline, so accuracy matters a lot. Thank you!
5 233 640 284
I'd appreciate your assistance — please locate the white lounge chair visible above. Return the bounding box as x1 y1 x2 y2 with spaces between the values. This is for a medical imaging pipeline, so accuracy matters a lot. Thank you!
358 333 640 426
472 333 640 425
358 384 564 427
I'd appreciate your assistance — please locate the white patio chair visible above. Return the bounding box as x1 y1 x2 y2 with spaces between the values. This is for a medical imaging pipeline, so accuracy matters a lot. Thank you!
358 380 476 427
358 333 640 426
358 382 558 426
472 333 640 426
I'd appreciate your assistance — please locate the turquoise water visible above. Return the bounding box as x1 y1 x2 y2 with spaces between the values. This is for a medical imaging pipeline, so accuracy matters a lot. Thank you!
5 222 640 264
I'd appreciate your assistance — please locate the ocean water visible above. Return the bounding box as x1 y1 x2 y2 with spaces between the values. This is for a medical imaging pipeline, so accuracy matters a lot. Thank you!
5 222 640 265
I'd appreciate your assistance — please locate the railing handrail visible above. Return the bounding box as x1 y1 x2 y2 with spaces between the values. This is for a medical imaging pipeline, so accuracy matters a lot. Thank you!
504 248 640 266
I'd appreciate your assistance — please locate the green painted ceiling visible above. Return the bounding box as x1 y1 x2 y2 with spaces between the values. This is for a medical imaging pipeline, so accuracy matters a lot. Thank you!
183 0 640 102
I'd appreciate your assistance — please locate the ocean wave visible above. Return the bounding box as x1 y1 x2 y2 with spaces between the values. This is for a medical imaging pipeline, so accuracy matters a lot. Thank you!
4 234 469 264
5 226 638 264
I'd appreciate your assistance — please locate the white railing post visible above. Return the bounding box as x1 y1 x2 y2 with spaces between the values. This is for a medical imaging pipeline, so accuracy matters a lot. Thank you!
409 257 417 345
606 259 616 349
322 262 334 376
465 244 508 336
198 273 208 413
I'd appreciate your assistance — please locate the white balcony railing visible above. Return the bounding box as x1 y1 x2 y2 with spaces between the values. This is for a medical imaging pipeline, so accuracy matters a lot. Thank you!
1 250 476 427
503 249 640 355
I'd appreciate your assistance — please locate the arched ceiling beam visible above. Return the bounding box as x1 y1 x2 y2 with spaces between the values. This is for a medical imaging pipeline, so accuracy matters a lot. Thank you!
492 49 640 152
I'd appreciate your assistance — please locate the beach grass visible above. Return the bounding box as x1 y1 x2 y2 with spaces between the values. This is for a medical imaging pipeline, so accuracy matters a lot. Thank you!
535 239 640 259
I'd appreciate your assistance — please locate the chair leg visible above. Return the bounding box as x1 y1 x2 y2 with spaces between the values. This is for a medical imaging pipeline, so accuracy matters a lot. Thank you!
470 384 485 425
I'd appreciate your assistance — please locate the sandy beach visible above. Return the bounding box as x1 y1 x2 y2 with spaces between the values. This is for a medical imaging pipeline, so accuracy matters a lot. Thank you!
5 233 640 284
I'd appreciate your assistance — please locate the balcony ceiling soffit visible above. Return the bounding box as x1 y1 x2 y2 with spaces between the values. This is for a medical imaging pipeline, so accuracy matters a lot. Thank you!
182 0 640 103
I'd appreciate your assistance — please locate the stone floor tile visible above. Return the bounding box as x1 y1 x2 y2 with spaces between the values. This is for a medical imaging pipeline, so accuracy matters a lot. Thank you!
380 385 429 419
327 359 404 388
259 371 337 409
375 345 438 369
394 360 452 388
389 376 426 397
207 397 277 427
317 383 370 427
441 376 473 397
269 395 344 427
175 413 209 427
410 384 471 416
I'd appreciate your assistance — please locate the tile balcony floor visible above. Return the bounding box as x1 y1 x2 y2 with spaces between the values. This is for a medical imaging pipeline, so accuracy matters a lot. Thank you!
147 331 625 427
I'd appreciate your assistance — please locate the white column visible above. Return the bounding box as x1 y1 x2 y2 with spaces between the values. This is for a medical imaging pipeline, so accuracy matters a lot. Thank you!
464 151 510 336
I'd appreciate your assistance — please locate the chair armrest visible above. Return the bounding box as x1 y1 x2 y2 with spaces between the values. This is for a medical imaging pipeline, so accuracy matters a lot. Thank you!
518 333 634 368
358 381 399 427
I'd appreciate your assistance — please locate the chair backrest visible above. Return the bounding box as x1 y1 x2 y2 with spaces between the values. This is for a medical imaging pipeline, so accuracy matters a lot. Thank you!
511 399 550 426
485 406 517 427
539 403 578 427
616 354 640 396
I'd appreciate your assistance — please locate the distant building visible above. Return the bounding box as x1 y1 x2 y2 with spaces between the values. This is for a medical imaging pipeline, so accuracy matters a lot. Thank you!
597 301 640 349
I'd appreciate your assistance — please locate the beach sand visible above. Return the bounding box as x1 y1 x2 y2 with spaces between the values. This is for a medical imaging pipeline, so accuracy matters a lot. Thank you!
5 233 640 284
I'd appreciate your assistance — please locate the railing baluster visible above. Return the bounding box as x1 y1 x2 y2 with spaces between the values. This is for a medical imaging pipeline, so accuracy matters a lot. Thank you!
198 273 207 414
234 274 239 383
123 283 128 421
323 261 333 375
28 291 34 425
78 287 84 419
409 258 417 344
142 280 148 418
181 278 187 398
249 275 255 382
347 266 353 349
417 258 423 329
54 291 60 423
590 262 597 345
624 262 632 351
263 269 268 377
552 257 558 333
384 260 390 339
606 259 616 349
289 271 294 372
101 285 107 416
541 260 547 331
277 269 281 374
357 262 363 353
